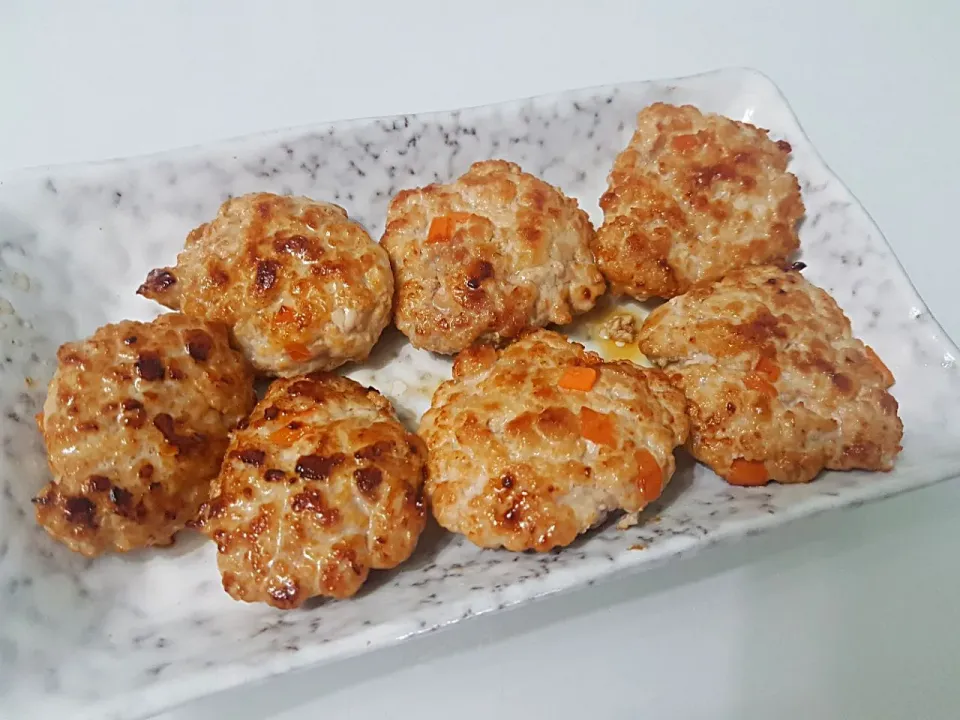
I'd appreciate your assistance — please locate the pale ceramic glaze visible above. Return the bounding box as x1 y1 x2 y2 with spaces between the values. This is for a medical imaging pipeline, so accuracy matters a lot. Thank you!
1 69 958 720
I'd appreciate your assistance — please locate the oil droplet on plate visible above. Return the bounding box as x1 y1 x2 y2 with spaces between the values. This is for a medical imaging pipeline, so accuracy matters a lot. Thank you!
595 335 647 364
582 305 651 366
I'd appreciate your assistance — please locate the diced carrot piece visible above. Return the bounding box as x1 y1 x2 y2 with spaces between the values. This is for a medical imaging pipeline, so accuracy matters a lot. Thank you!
558 366 598 391
755 356 781 381
579 407 615 446
275 306 297 324
269 426 302 446
635 449 663 500
728 459 769 486
293 279 314 297
744 372 778 398
670 134 700 152
285 343 313 362
427 213 475 243
864 345 895 386
427 216 454 243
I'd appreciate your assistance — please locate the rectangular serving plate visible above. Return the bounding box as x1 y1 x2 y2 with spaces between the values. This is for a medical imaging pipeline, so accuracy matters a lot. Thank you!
2 68 960 720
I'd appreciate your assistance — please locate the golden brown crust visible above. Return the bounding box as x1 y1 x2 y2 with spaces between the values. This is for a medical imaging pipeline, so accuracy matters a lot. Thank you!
420 330 689 551
593 103 804 299
638 265 903 484
138 192 393 377
198 374 426 608
382 160 606 354
35 314 256 556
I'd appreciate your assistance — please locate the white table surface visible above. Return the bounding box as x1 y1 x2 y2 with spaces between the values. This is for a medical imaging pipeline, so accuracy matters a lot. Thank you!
4 2 960 718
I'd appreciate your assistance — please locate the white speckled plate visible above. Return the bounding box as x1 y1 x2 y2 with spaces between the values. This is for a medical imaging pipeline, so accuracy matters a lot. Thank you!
2 68 959 720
